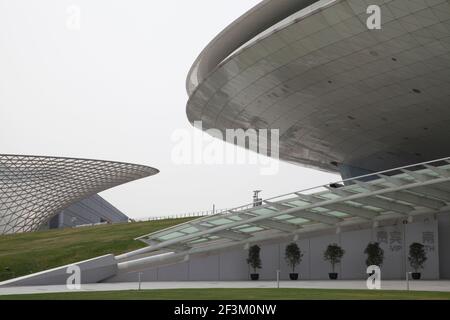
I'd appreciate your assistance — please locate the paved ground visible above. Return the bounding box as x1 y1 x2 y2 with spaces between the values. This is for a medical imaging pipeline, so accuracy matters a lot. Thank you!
0 280 449 296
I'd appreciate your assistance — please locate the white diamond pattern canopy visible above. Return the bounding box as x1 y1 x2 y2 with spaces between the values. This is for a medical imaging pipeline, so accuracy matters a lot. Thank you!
0 155 159 234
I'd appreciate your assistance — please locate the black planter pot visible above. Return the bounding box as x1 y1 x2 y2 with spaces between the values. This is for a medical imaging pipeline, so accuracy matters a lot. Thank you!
250 273 259 281
289 273 299 281
412 272 421 280
329 273 338 280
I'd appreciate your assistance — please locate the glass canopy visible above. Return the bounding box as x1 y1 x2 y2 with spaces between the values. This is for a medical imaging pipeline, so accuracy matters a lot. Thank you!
117 158 450 268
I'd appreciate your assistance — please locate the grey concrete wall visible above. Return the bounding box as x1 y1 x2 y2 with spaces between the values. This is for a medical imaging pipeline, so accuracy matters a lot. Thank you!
189 254 220 281
0 255 117 287
108 216 444 282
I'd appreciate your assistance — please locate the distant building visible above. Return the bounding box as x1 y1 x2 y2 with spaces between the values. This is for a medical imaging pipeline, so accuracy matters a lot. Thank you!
0 154 158 234
42 194 129 230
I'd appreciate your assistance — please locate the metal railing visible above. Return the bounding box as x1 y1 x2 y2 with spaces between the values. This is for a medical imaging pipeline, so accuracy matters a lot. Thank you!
215 156 450 217
134 208 231 222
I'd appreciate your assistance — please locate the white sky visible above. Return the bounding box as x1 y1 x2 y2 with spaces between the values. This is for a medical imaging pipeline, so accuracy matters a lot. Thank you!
0 0 338 219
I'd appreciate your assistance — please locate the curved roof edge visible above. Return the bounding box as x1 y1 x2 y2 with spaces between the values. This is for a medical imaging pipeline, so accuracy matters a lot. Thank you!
186 0 317 95
0 153 160 175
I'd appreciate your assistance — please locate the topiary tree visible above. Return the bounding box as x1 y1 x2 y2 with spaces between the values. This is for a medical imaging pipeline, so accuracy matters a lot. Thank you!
364 242 384 267
285 243 303 273
324 243 345 273
247 245 262 274
408 243 427 272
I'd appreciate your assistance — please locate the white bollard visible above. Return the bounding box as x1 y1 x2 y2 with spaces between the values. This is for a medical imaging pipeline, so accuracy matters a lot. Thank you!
276 270 280 289
406 272 412 291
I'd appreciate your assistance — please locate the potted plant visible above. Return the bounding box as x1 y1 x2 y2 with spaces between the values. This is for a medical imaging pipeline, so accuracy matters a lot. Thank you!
324 243 345 280
364 242 384 270
408 243 427 280
247 245 262 280
285 242 303 280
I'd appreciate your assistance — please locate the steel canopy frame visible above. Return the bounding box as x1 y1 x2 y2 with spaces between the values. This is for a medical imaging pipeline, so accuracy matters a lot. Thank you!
0 154 159 234
117 157 450 270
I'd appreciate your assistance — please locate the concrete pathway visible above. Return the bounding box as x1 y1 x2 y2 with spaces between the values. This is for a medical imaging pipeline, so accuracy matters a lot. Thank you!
0 280 450 296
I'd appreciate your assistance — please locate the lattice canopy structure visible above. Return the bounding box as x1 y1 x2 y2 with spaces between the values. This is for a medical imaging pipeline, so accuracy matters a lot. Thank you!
0 155 159 235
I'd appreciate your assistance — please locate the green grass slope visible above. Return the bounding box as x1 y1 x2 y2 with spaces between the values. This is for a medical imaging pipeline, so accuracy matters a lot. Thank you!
0 218 194 282
1 288 450 300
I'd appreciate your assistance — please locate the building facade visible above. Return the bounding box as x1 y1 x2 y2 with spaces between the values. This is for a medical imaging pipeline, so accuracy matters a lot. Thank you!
130 0 450 281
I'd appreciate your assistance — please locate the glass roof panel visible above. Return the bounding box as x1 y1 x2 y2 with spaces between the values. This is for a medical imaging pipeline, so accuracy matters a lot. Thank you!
326 211 349 217
346 201 362 206
232 224 251 230
188 238 208 244
378 181 398 188
250 208 276 215
344 183 373 192
421 169 438 177
350 187 369 193
239 226 264 233
317 193 341 200
179 226 199 234
287 200 311 207
158 231 185 241
379 211 396 215
286 217 309 225
395 173 410 179
209 218 234 226
273 214 294 220
198 222 214 227
343 202 364 210
364 206 383 212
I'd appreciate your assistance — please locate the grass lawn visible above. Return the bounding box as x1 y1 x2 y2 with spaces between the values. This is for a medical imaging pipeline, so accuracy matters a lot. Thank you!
0 218 194 282
1 288 450 300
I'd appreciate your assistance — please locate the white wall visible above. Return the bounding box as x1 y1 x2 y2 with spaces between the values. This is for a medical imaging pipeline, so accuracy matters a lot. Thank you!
341 229 372 279
108 217 443 282
439 213 450 279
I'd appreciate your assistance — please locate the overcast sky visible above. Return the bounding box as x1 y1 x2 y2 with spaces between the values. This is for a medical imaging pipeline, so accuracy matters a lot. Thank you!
0 0 338 219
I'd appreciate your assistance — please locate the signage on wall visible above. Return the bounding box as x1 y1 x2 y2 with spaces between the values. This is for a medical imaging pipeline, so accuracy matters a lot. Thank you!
423 231 435 253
